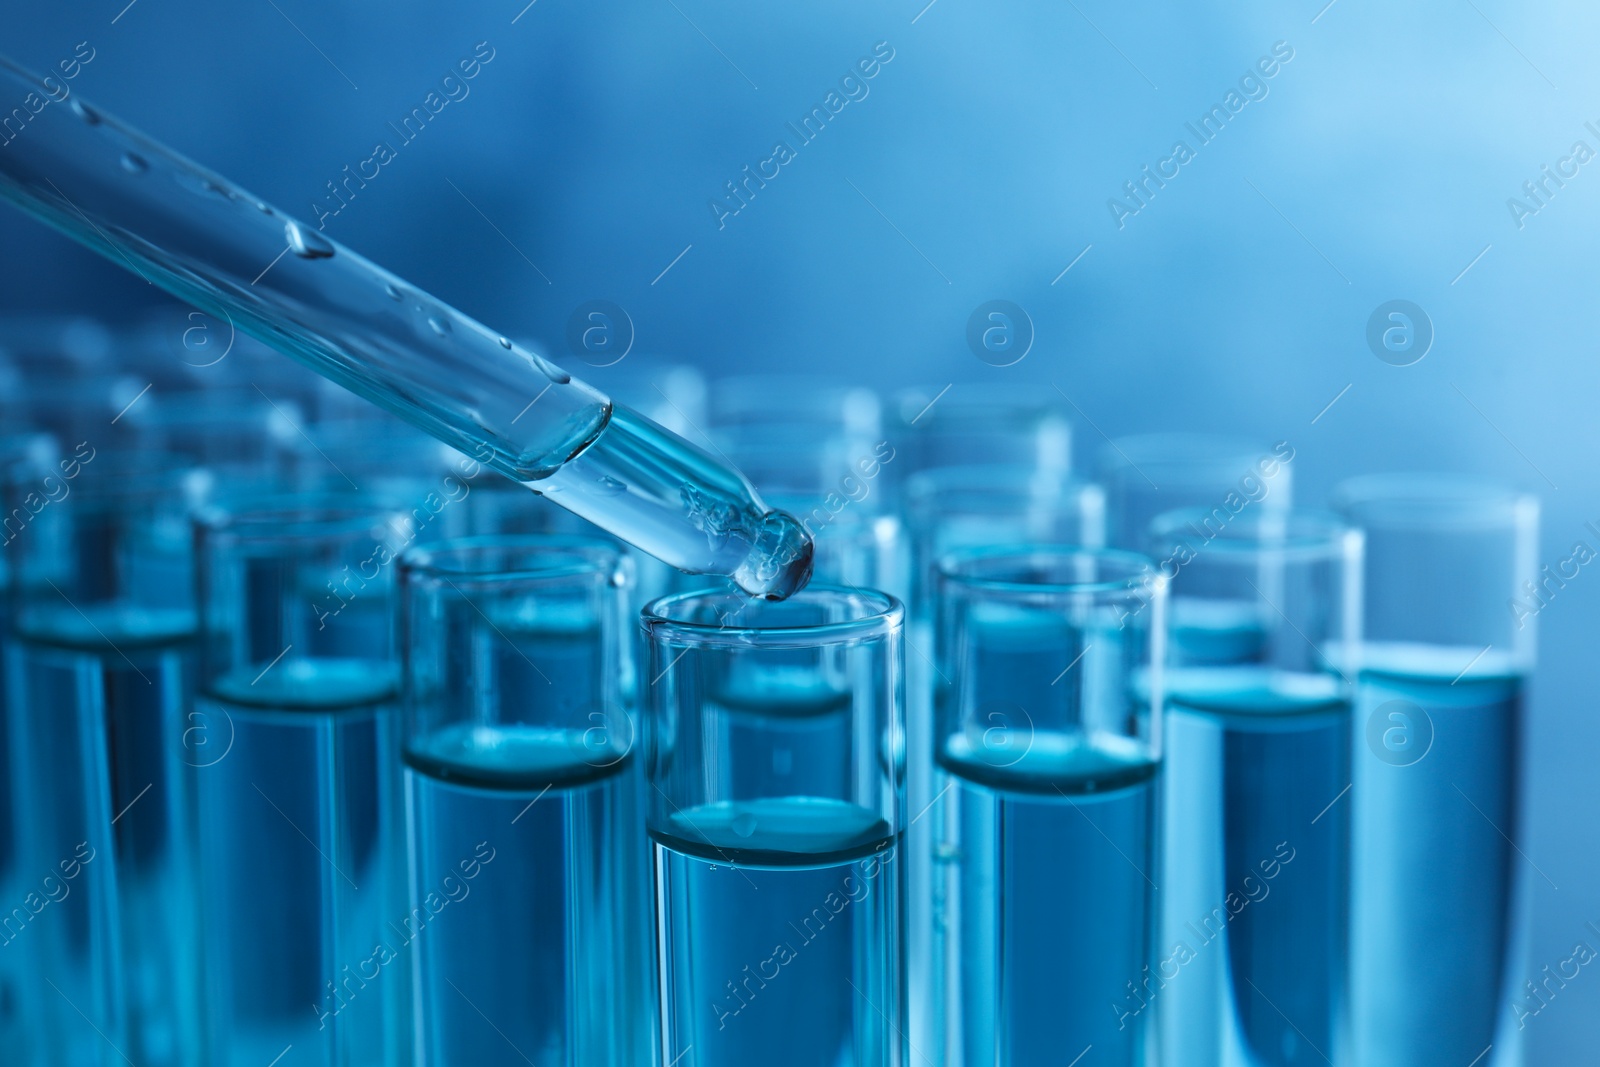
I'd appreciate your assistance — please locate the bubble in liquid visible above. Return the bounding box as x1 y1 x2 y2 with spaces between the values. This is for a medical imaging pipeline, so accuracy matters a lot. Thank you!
731 812 758 838
71 100 100 124
285 221 335 260
120 152 148 174
497 336 512 349
428 315 451 337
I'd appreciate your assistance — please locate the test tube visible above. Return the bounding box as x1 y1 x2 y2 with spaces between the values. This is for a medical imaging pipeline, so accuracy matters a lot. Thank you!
899 464 1104 1055
890 384 1072 482
398 535 651 1066
0 56 813 599
904 465 1106 614
643 586 906 1067
0 431 60 1065
191 496 413 1067
719 413 904 598
121 391 304 482
1098 433 1294 549
934 547 1165 1065
1332 476 1537 1066
1148 509 1361 1067
765 491 907 601
3 451 206 1067
713 375 883 463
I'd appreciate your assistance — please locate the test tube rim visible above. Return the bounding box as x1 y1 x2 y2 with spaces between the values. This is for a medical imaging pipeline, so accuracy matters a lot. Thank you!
1147 507 1361 563
936 543 1161 599
192 492 402 544
1095 431 1277 484
905 463 1102 511
642 583 902 649
399 532 626 588
3 448 202 502
890 382 1070 427
1330 472 1537 531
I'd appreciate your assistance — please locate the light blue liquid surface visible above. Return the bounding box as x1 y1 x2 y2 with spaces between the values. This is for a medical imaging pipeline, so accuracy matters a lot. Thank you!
404 726 651 1067
193 658 403 1067
654 796 902 1067
7 603 199 1067
1350 643 1524 1067
1162 662 1350 1067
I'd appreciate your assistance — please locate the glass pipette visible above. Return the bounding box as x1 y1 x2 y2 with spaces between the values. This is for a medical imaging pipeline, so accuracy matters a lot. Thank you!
0 53 812 599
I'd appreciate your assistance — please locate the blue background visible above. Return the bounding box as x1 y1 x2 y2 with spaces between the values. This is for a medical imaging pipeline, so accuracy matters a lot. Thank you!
4 1 1597 1056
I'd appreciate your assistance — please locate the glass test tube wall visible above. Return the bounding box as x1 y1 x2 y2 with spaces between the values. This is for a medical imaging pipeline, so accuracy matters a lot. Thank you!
0 433 58 1066
1098 434 1294 550
192 498 412 1067
1333 477 1538 1067
708 380 904 601
643 587 906 1067
934 547 1166 1065
1149 510 1362 1067
4 451 205 1067
398 536 653 1067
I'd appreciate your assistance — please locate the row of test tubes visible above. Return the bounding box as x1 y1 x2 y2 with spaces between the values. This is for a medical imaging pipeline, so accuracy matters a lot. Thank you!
0 312 1537 1067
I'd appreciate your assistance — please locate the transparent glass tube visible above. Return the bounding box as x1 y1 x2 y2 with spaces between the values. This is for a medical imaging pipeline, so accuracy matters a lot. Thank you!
397 535 652 1067
933 547 1165 1065
890 384 1072 482
0 433 55 1067
899 463 1104 1055
1332 476 1537 1067
0 53 811 599
3 451 206 1067
642 587 906 1067
192 497 413 1067
904 464 1106 614
1097 433 1294 549
1147 509 1361 1067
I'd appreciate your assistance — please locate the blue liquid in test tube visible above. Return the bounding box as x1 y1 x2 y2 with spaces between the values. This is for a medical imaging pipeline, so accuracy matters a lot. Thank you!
4 453 205 1067
934 547 1164 1065
398 536 652 1067
191 498 411 1067
1334 476 1537 1067
644 588 906 1067
1150 510 1361 1067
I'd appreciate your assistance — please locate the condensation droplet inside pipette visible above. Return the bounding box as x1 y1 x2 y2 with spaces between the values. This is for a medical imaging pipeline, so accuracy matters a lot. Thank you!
120 153 148 174
497 336 512 349
428 315 451 337
285 221 335 260
386 283 404 301
71 100 100 124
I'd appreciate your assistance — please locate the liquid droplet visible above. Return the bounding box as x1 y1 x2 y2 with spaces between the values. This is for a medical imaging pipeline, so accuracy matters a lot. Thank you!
428 315 451 337
731 812 758 838
595 476 627 496
71 100 100 124
120 152 148 174
203 180 232 200
255 201 273 214
385 283 404 301
497 336 512 349
285 221 335 260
